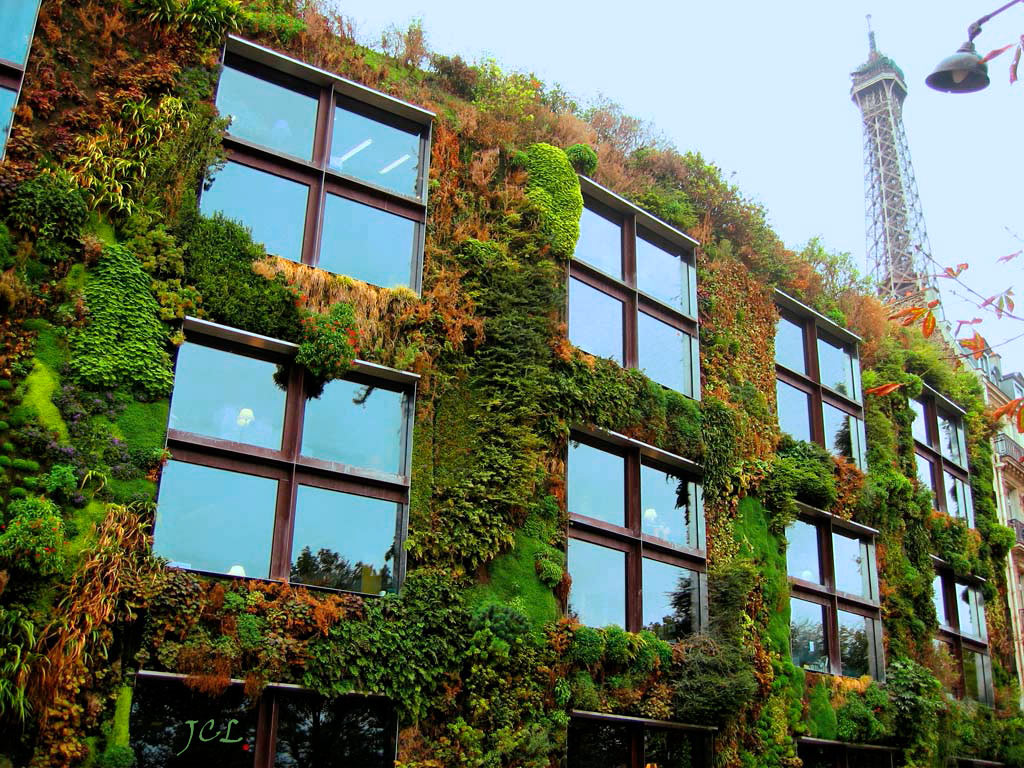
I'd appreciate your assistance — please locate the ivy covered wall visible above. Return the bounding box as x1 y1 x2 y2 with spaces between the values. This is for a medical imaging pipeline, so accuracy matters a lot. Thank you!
0 1 1020 767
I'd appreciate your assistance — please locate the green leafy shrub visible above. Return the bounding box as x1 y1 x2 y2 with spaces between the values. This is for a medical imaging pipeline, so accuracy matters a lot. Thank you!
295 303 359 383
565 143 598 176
807 682 837 738
887 657 942 749
515 143 582 258
97 745 136 768
43 464 78 498
568 626 605 666
6 171 88 263
836 683 890 743
0 222 14 271
69 244 173 397
470 603 531 645
533 550 563 587
0 496 66 576
10 458 39 472
603 625 631 666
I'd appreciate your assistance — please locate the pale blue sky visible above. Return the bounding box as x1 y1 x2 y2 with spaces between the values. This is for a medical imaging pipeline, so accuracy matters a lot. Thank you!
335 1 1024 369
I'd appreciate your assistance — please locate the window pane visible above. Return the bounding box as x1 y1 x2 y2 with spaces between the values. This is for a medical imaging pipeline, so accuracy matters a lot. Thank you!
638 311 692 396
790 597 829 673
0 0 39 66
774 316 807 375
909 398 929 444
274 690 396 768
645 728 707 768
945 471 973 525
786 520 822 584
154 461 277 578
797 744 837 768
636 234 691 314
169 343 286 450
963 649 984 702
573 206 622 278
817 334 856 398
568 538 625 628
832 531 869 598
822 402 863 467
568 442 624 526
640 465 699 549
330 105 421 197
776 380 812 442
642 558 697 640
290 485 399 594
201 161 308 262
0 86 15 156
569 278 623 363
937 410 964 465
916 453 936 504
130 678 258 768
837 610 871 678
318 194 415 288
567 719 628 768
216 65 317 159
956 582 984 639
302 380 405 474
933 574 949 627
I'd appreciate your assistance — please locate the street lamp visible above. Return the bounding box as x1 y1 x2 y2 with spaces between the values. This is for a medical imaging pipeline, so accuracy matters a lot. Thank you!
926 0 1023 93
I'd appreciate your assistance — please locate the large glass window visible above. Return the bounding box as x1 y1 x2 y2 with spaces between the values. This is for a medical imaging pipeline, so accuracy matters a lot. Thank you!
155 321 415 594
775 297 866 469
911 391 974 528
568 184 699 400
567 717 710 768
933 569 994 705
786 514 882 679
567 433 705 633
0 0 41 158
206 47 431 290
130 675 396 768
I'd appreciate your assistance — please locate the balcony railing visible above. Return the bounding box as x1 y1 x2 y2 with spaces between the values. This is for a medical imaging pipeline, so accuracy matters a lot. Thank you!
1011 518 1024 547
996 433 1024 464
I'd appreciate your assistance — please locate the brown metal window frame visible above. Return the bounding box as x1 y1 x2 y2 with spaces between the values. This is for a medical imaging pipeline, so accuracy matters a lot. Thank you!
774 291 866 469
932 563 994 706
568 710 716 768
787 503 885 681
912 386 974 528
209 36 433 292
569 177 701 400
0 0 41 158
159 316 417 595
566 426 708 634
796 736 898 768
133 670 398 768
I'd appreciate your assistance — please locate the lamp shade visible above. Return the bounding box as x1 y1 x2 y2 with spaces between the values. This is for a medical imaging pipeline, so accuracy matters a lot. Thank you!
926 41 990 93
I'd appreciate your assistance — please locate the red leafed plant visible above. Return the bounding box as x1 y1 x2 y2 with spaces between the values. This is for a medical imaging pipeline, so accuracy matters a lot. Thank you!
295 301 361 383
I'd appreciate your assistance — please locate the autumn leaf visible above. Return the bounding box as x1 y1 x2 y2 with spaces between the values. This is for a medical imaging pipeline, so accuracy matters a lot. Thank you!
922 311 936 337
982 42 1015 63
1013 41 1023 84
941 263 969 278
960 331 989 359
955 317 983 336
864 382 904 397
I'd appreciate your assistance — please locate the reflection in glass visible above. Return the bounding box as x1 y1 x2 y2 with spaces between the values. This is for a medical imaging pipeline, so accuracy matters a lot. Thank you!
817 334 856 398
0 0 40 66
776 380 812 442
330 105 420 197
573 206 622 278
786 520 822 584
790 597 829 672
916 453 936 504
822 402 858 465
832 531 868 597
641 465 699 549
642 558 697 640
130 677 258 768
568 538 625 628
837 610 870 678
645 728 706 768
303 381 405 474
938 410 964 465
154 461 276 578
964 649 982 702
201 162 309 262
569 278 623 363
933 574 949 626
774 316 807 375
945 472 975 527
318 194 415 288
956 582 984 639
636 235 692 314
567 719 628 768
0 87 15 156
909 399 929 444
275 691 396 768
216 65 317 159
169 343 285 449
290 486 398 594
568 442 625 526
638 311 692 396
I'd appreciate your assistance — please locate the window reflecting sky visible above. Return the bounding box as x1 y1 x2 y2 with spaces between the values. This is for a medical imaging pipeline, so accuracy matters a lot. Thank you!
569 278 623 363
637 311 691 395
318 194 415 288
817 334 855 398
0 0 40 66
790 597 828 673
0 87 15 155
636 235 691 314
330 106 420 198
568 441 624 526
837 610 870 678
832 531 867 598
573 207 622 278
774 316 806 375
303 381 404 474
568 538 625 628
642 558 696 640
776 379 811 442
640 465 695 549
217 65 317 159
786 520 821 584
909 399 928 445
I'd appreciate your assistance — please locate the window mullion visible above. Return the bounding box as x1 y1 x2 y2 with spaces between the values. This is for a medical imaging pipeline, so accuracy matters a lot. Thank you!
623 215 638 369
255 692 277 768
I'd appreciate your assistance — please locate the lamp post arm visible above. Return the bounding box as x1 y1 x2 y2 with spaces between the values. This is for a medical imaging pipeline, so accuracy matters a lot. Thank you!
968 0 1024 41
